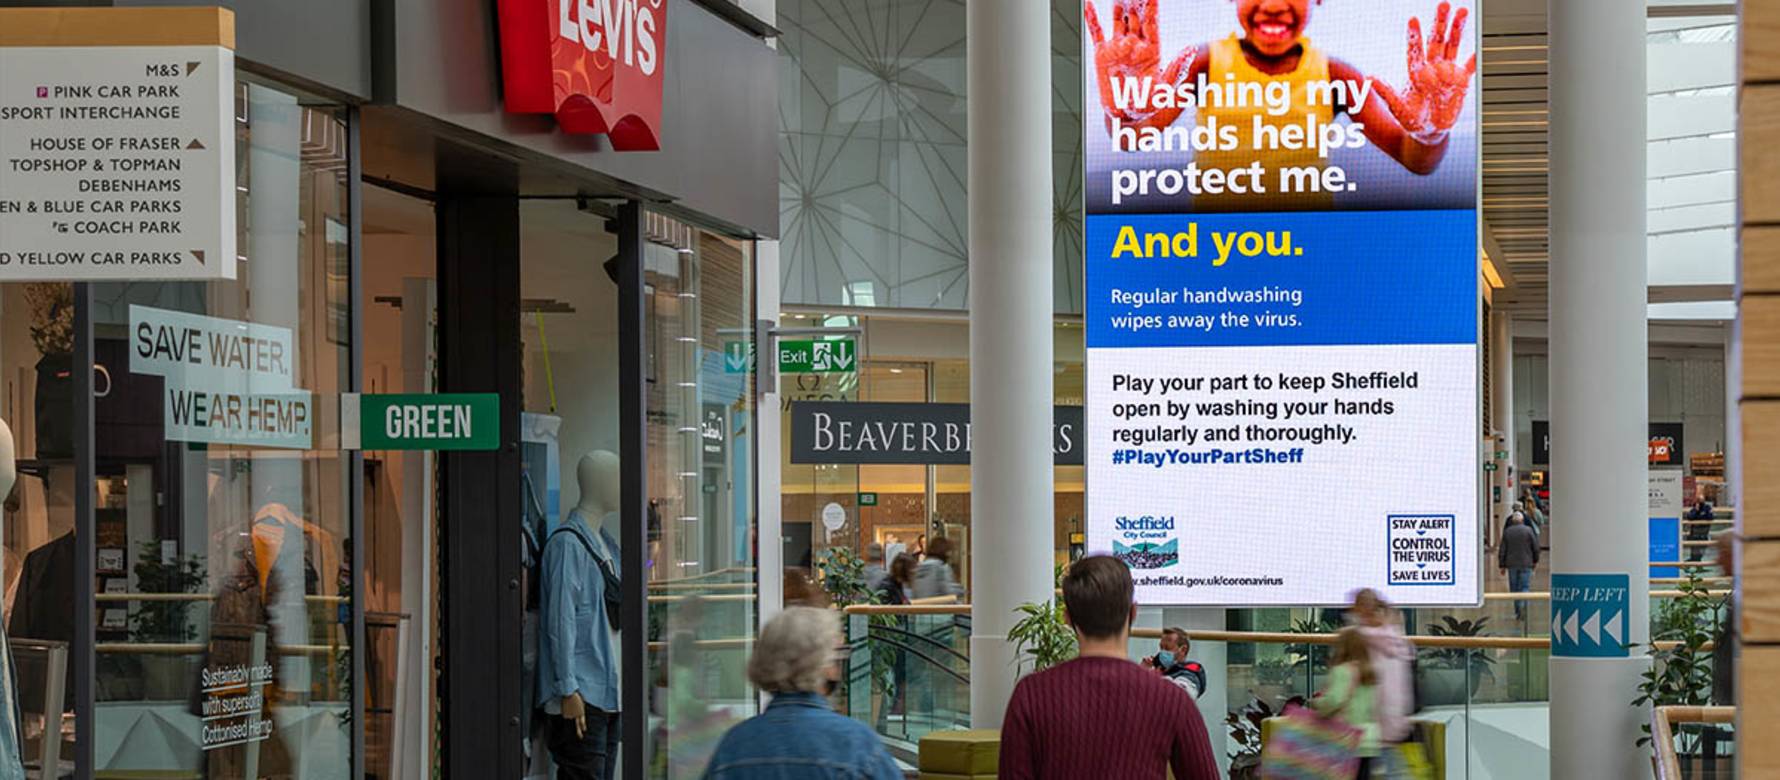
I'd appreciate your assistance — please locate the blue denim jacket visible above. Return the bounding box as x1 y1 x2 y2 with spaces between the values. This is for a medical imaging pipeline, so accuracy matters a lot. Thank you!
703 692 902 780
537 512 620 713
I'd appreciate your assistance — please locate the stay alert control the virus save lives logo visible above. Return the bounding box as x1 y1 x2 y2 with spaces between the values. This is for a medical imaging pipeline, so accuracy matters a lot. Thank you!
497 0 667 150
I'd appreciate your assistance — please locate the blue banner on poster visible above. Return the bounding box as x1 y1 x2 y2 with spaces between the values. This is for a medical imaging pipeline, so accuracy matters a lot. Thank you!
1649 518 1680 579
1085 210 1477 349
1551 573 1632 658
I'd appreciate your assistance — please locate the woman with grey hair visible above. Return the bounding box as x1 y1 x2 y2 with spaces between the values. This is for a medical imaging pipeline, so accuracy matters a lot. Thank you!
703 607 901 779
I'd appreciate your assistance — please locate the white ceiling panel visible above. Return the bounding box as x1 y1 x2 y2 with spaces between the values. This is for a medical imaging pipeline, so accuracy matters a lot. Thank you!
1648 170 1735 209
1648 228 1735 286
1647 43 1735 93
1648 136 1736 178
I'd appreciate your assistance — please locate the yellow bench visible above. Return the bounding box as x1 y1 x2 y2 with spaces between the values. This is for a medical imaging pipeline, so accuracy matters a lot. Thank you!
919 729 1000 780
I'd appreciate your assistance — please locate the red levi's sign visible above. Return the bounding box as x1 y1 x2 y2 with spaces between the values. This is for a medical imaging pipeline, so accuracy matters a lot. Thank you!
498 0 666 150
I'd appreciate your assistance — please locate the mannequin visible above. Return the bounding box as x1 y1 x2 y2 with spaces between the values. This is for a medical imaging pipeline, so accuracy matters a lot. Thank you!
0 422 27 779
538 451 622 780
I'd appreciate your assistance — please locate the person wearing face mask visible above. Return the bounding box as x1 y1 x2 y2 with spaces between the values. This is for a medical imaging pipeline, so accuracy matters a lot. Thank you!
1142 626 1208 699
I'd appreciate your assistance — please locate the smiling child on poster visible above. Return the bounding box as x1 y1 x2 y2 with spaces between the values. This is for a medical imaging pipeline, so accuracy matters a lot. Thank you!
1086 0 1476 211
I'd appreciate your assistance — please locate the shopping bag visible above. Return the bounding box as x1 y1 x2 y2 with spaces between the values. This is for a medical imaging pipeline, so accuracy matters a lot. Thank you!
1260 704 1364 780
1383 740 1435 780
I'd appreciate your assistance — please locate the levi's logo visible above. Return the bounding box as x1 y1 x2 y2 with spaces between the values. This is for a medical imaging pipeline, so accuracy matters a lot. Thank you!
558 0 659 76
499 0 667 150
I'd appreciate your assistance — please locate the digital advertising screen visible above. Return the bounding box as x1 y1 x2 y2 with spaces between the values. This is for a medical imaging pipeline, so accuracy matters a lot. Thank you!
1082 0 1481 605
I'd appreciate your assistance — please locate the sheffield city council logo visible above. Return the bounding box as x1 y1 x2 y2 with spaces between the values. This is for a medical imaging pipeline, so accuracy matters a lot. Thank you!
1112 515 1178 570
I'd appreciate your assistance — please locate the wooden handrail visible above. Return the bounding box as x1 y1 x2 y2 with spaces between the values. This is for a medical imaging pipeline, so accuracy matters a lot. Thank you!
845 604 971 616
1652 705 1735 780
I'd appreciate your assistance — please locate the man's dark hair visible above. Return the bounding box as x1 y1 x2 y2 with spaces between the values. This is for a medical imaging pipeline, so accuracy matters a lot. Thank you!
1162 627 1190 653
1061 555 1134 640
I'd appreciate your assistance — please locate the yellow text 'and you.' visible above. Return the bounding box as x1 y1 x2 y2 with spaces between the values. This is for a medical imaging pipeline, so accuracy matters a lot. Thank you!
1108 223 1303 267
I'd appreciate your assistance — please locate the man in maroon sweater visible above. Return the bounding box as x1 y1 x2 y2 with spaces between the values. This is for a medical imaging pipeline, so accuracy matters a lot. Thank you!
999 555 1220 780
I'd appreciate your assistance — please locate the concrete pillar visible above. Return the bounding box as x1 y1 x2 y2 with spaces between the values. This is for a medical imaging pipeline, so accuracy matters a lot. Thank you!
966 0 1054 729
1548 0 1651 775
1490 312 1516 544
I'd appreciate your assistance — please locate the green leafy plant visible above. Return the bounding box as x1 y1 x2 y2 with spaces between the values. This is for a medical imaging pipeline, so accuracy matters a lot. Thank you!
813 548 897 705
1424 615 1497 680
1225 694 1304 780
129 542 205 642
1252 655 1297 687
1633 569 1726 750
1009 599 1076 674
1009 565 1076 674
814 547 874 607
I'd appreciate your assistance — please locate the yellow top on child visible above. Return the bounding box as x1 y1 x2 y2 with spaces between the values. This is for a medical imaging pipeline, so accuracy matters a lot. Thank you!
1086 0 1477 211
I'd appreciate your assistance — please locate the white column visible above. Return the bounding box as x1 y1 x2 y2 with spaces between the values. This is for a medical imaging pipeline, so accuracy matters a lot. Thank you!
1548 0 1650 775
967 0 1054 729
756 240 784 627
1490 312 1516 545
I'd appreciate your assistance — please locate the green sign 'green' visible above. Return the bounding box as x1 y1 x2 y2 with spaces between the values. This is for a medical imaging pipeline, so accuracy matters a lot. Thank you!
349 393 500 451
723 340 752 374
778 337 856 374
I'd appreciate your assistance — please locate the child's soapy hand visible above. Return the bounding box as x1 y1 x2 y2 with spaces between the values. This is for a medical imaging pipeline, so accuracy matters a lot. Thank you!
1396 1 1477 143
1086 0 1195 131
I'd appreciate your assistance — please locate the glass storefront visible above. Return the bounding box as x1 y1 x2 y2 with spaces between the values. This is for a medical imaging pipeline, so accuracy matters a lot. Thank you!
2 80 765 780
780 315 1085 596
81 82 354 776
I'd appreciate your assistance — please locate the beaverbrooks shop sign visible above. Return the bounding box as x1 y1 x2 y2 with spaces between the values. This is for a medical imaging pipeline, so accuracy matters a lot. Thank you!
790 401 1083 465
497 0 667 150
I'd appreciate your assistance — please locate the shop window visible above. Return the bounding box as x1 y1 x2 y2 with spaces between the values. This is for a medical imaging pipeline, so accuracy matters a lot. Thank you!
3 281 79 775
85 83 354 777
641 217 757 779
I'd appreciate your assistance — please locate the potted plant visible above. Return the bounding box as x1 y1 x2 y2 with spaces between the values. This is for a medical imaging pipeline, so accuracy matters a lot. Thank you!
129 542 206 699
1633 568 1726 767
25 283 74 459
1418 615 1496 706
813 548 895 722
1009 565 1076 675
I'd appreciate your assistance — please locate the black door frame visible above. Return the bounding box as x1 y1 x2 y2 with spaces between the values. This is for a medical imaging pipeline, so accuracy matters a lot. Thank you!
434 153 650 777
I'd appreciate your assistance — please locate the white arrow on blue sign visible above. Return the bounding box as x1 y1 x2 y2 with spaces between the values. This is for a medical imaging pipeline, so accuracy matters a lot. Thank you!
1550 573 1631 658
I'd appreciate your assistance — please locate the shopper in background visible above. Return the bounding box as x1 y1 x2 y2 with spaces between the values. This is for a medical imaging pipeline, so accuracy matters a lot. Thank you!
1314 627 1383 779
999 555 1218 780
782 568 827 608
912 536 964 601
1143 626 1209 699
1522 495 1547 538
1499 512 1540 621
703 607 901 780
883 553 917 606
862 543 889 595
913 533 928 561
1686 497 1716 562
1347 589 1415 747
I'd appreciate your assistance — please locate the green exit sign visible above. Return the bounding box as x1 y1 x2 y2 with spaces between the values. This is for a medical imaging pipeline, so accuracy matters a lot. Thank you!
1484 462 1499 472
778 337 856 374
342 393 500 451
859 492 878 507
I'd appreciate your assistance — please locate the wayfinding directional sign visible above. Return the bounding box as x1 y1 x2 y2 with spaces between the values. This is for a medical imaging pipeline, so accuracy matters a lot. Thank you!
1550 573 1631 658
778 337 856 374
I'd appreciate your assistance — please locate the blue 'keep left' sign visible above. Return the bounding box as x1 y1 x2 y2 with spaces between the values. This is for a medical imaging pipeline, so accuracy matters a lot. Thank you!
1551 573 1632 658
